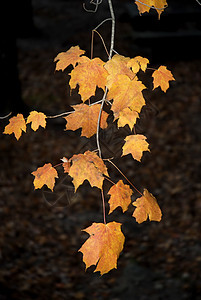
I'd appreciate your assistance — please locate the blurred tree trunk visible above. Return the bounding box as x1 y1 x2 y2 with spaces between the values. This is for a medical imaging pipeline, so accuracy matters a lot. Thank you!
0 0 34 116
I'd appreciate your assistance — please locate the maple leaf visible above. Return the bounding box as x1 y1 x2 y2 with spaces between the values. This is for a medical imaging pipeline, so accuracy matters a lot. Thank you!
152 66 175 92
132 189 162 223
54 46 85 71
122 134 150 162
127 56 149 73
107 74 146 120
108 180 133 214
135 0 167 19
26 111 47 131
3 114 26 140
79 222 125 275
32 163 58 191
61 157 71 173
104 54 135 87
69 150 108 191
69 56 108 102
64 104 108 138
117 108 139 130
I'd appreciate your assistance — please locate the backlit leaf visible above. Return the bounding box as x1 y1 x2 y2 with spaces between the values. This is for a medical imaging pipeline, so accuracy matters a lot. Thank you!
79 222 125 275
69 150 109 191
132 189 162 223
127 56 149 73
26 111 46 131
54 46 85 71
61 157 71 173
64 104 108 138
108 180 133 214
69 56 108 102
122 134 150 162
152 65 175 92
32 163 58 191
3 114 26 140
117 108 139 130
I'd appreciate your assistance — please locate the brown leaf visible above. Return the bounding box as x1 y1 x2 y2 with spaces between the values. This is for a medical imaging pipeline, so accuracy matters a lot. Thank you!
132 189 162 223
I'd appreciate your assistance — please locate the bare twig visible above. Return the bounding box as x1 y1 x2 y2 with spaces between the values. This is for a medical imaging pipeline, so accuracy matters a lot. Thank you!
196 0 201 5
47 111 73 119
135 0 167 11
0 112 12 119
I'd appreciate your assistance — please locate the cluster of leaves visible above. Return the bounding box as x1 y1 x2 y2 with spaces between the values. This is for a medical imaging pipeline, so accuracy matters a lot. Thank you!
2 0 173 275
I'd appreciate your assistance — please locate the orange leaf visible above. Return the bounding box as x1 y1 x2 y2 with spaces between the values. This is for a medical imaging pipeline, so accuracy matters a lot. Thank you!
132 189 162 223
64 104 108 138
108 180 133 214
69 56 108 102
32 163 58 191
26 111 46 131
104 54 135 87
122 134 150 162
54 46 85 71
107 74 146 120
127 56 149 73
3 114 26 140
69 150 108 191
135 0 167 19
117 108 139 130
79 222 125 275
61 157 71 173
152 66 175 92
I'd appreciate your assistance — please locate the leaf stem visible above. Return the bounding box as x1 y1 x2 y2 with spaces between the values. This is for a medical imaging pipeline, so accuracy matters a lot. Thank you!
106 159 143 196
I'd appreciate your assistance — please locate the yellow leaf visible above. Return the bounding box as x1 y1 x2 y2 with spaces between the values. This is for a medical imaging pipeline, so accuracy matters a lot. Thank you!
79 222 125 275
64 104 108 138
127 56 149 73
26 111 46 131
117 108 139 130
134 0 167 19
69 150 108 191
54 46 85 71
108 180 133 214
32 163 58 191
122 134 150 162
69 56 108 102
152 65 175 92
3 114 26 140
132 189 162 223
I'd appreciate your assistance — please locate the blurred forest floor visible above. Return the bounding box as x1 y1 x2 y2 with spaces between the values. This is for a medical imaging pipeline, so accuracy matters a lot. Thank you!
0 0 201 299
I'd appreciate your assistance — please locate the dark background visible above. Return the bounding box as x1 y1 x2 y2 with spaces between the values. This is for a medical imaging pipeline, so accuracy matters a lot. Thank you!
0 0 201 299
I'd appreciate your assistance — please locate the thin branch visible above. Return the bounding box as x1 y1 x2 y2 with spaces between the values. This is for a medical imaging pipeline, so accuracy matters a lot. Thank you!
93 18 112 31
101 189 106 224
92 30 109 57
196 0 201 5
108 0 115 59
96 88 108 158
0 112 12 119
47 111 73 119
